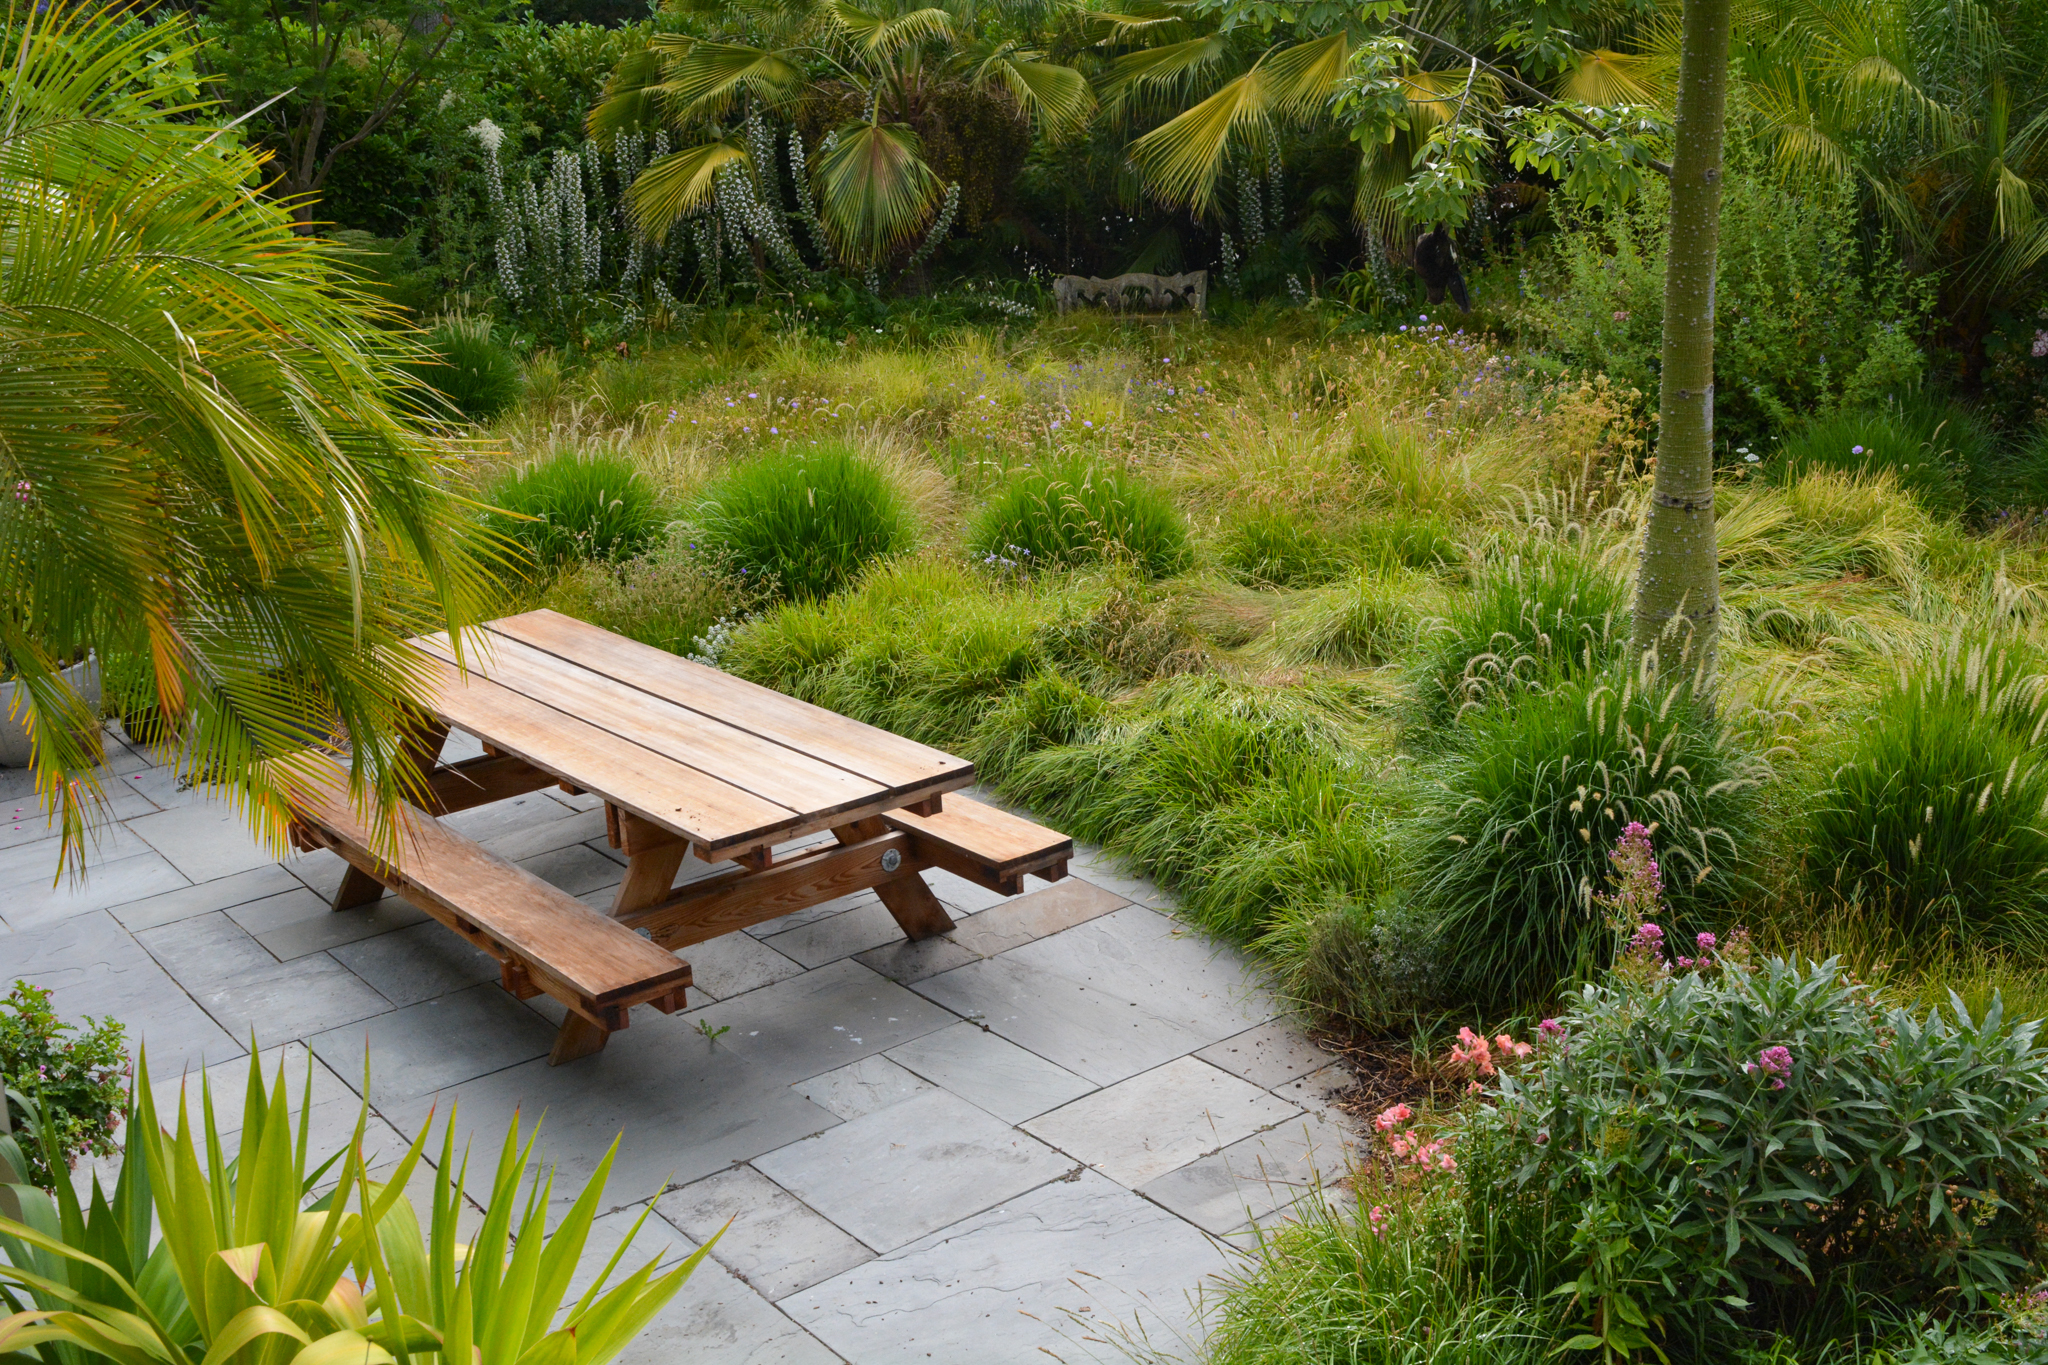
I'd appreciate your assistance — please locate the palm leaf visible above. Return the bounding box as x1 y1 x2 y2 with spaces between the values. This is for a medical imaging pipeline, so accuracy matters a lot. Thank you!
627 139 752 238
812 120 944 261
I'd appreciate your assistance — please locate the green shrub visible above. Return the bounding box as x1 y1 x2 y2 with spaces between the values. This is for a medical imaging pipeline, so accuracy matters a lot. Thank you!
404 317 523 422
0 981 127 1188
1461 952 2048 1353
1771 400 1983 516
967 457 1190 578
1218 511 1344 587
692 445 914 601
1803 640 2048 950
547 531 775 656
1975 419 2048 518
1524 167 1927 449
1411 549 1627 727
1273 570 1420 668
1411 668 1766 1009
487 450 660 568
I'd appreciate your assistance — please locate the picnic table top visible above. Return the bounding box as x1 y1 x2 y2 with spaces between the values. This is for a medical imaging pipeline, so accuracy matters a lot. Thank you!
412 610 974 859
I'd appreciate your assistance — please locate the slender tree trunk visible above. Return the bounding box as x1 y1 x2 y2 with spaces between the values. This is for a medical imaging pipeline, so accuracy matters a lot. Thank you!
1630 0 1734 693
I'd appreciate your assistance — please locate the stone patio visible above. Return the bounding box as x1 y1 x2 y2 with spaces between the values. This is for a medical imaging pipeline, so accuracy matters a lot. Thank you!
0 726 1360 1364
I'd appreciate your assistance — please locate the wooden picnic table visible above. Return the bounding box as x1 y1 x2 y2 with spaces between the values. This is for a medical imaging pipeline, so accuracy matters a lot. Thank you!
291 609 1071 1064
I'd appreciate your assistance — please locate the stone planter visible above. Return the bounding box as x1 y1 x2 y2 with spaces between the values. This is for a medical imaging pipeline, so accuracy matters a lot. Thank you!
0 655 101 768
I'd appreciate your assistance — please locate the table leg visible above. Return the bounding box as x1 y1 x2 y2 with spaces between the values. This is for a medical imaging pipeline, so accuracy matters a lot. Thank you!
612 843 689 917
330 715 449 914
550 1013 610 1065
835 819 954 940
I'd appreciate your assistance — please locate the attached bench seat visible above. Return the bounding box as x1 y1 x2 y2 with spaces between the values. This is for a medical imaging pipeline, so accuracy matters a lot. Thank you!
280 755 691 1065
881 796 1072 896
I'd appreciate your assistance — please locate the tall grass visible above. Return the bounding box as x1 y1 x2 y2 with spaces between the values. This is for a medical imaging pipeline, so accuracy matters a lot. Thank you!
967 456 1190 577
1411 667 1767 1010
691 444 914 600
1802 638 2048 950
486 450 661 566
1411 548 1627 727
1772 404 1969 515
1218 510 1345 587
405 317 523 422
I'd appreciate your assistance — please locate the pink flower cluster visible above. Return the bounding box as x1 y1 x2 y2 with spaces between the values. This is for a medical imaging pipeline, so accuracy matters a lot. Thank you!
1448 1026 1532 1078
1674 931 1718 968
1743 1044 1794 1090
1375 1104 1456 1173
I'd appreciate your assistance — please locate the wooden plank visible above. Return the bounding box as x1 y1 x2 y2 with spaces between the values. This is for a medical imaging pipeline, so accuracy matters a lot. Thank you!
418 631 891 820
282 756 691 1012
486 611 974 795
620 831 925 950
881 797 1073 896
410 653 799 857
425 753 558 814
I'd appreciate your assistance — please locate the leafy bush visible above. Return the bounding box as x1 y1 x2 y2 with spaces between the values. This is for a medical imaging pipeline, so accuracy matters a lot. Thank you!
404 317 524 422
0 981 126 1187
1804 639 2048 950
692 445 914 600
1411 549 1627 726
967 457 1190 578
0 1046 699 1365
1462 951 2048 1355
547 531 777 656
1218 510 1344 587
1411 669 1766 1009
1525 167 1927 448
487 450 661 567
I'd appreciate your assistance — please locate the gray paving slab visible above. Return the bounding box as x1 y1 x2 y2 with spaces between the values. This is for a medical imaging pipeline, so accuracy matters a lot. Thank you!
947 878 1128 957
758 897 908 968
743 889 874 940
229 888 429 959
680 930 804 1001
658 1165 874 1301
329 918 501 1007
884 1022 1095 1124
185 951 395 1046
2 910 240 1075
850 935 978 986
680 959 957 1086
1139 1113 1358 1236
1068 845 1179 912
4 792 158 851
1196 1020 1342 1089
439 790 572 842
379 1008 841 1204
111 864 308 932
102 765 211 811
516 842 626 896
309 982 558 1103
136 909 279 981
1274 1063 1355 1122
579 1206 843 1365
149 1040 361 1121
3 850 190 931
753 1088 1073 1253
1024 1057 1302 1189
913 906 1275 1085
0 819 152 884
477 808 611 862
919 867 1009 915
283 847 354 900
782 1170 1226 1364
790 1055 933 1120
126 801 279 881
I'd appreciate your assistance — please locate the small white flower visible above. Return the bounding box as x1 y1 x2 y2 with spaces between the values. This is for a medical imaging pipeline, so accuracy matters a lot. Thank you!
467 118 506 154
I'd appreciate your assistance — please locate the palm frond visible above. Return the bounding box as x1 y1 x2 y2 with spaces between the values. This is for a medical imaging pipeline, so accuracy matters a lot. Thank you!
827 1 954 57
812 120 944 261
628 139 753 238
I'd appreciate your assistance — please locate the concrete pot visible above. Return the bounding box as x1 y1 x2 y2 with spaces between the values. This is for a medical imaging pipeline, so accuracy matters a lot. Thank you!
0 656 101 768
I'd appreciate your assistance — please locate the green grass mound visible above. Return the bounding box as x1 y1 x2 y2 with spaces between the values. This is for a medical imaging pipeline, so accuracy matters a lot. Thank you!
1218 511 1345 588
405 318 522 422
1770 395 1993 516
1411 667 1766 1009
1805 638 2048 950
487 450 660 567
693 445 915 601
968 457 1189 578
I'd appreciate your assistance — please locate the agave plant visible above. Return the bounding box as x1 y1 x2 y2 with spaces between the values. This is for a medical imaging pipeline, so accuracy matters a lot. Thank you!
0 1051 703 1365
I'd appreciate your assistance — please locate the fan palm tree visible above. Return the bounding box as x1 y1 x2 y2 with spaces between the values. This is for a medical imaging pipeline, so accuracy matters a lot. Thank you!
1728 0 2048 350
592 0 1096 266
0 0 499 870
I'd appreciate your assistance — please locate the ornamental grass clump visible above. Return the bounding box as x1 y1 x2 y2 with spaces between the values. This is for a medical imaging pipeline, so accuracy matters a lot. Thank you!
967 457 1190 578
487 450 661 567
1218 510 1344 587
1412 667 1767 1010
1458 893 2048 1357
1803 636 2048 950
693 444 914 601
403 317 524 423
1411 548 1627 728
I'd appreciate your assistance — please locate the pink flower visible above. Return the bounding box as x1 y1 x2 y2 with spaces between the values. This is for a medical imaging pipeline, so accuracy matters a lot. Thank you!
1449 1026 1496 1075
1368 1205 1389 1234
1696 932 1717 952
1538 1018 1564 1039
1389 1132 1413 1159
1374 1104 1413 1132
1745 1045 1794 1089
2033 329 2048 359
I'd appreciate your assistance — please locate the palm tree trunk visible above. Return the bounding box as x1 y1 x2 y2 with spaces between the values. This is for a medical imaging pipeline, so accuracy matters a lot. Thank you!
1630 0 1735 693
